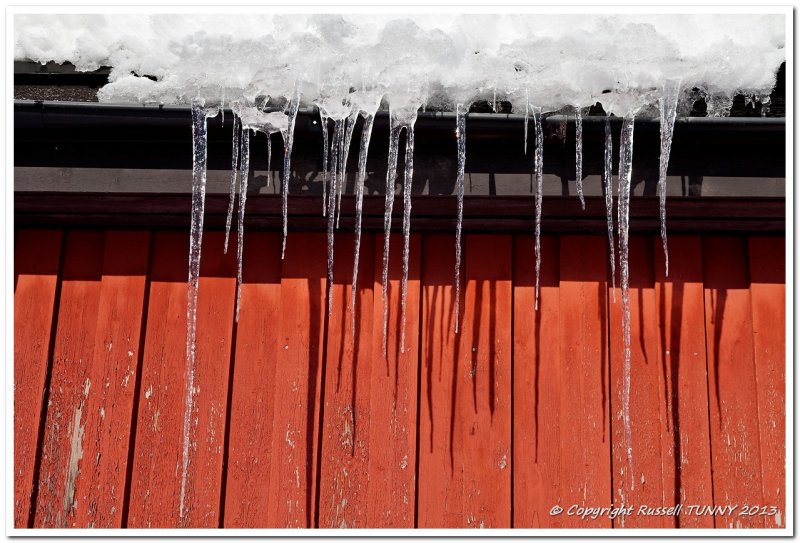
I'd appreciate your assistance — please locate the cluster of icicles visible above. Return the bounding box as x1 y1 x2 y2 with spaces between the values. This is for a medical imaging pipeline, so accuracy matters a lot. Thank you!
180 82 683 521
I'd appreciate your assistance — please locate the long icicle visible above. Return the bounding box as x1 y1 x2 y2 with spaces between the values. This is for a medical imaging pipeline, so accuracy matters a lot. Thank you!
533 105 544 311
382 121 403 358
575 106 585 210
337 107 360 229
320 110 329 216
224 114 241 254
400 122 416 353
350 112 376 340
604 117 616 303
266 134 272 188
658 80 680 277
454 103 467 333
617 114 636 490
281 87 301 260
181 101 216 523
524 87 529 154
327 119 344 316
234 128 250 322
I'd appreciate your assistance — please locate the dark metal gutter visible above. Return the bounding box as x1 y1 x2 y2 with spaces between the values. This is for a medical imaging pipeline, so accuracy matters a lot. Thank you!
15 100 786 179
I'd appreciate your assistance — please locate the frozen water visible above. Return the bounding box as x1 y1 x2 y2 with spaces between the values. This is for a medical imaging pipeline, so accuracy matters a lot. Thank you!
182 100 218 523
349 112 377 339
266 134 272 187
224 114 241 254
523 87 529 154
234 128 250 322
604 117 616 304
658 80 681 276
281 88 301 260
617 115 635 489
381 121 402 359
16 14 782 116
337 106 360 229
454 104 467 334
400 119 417 354
575 107 585 210
382 99 421 357
319 109 330 216
532 105 543 311
327 119 344 316
348 91 382 338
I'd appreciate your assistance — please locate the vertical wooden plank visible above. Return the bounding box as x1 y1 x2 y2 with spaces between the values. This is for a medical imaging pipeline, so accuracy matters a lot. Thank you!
318 233 376 528
417 233 462 527
418 234 512 528
654 236 714 528
609 236 668 527
703 236 764 528
366 234 420 527
557 235 611 528
70 231 151 528
512 234 561 528
14 229 63 527
747 236 785 528
266 232 326 528
222 232 283 527
127 231 236 528
33 231 105 528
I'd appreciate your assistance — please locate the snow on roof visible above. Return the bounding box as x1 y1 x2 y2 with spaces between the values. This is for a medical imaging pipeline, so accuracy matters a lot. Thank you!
14 13 785 116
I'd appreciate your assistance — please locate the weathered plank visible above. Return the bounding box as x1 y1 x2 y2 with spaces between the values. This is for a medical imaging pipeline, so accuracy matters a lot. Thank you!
557 236 611 528
70 231 150 528
318 233 376 528
609 236 668 527
703 236 764 528
127 231 236 528
33 231 104 528
512 235 561 528
747 236 786 529
14 229 63 527
654 236 714 528
365 233 420 527
222 232 283 527
266 233 327 528
417 233 462 527
418 234 512 528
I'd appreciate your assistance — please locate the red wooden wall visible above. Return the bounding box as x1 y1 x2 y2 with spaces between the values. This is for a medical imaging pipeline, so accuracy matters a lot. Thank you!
14 229 786 529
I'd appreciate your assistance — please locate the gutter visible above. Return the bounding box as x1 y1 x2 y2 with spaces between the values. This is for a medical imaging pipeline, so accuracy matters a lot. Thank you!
15 100 786 178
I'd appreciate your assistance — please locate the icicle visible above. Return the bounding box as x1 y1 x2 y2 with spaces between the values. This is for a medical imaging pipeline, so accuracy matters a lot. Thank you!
492 86 497 113
224 114 241 254
575 107 585 210
220 88 225 127
532 106 543 311
181 101 217 523
604 117 616 303
266 135 272 188
759 94 771 117
327 119 344 316
320 110 329 216
400 121 416 353
337 107 360 229
617 114 636 490
523 87 529 154
454 104 467 334
350 112 376 339
381 121 403 358
658 80 680 277
281 87 301 260
234 128 251 322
